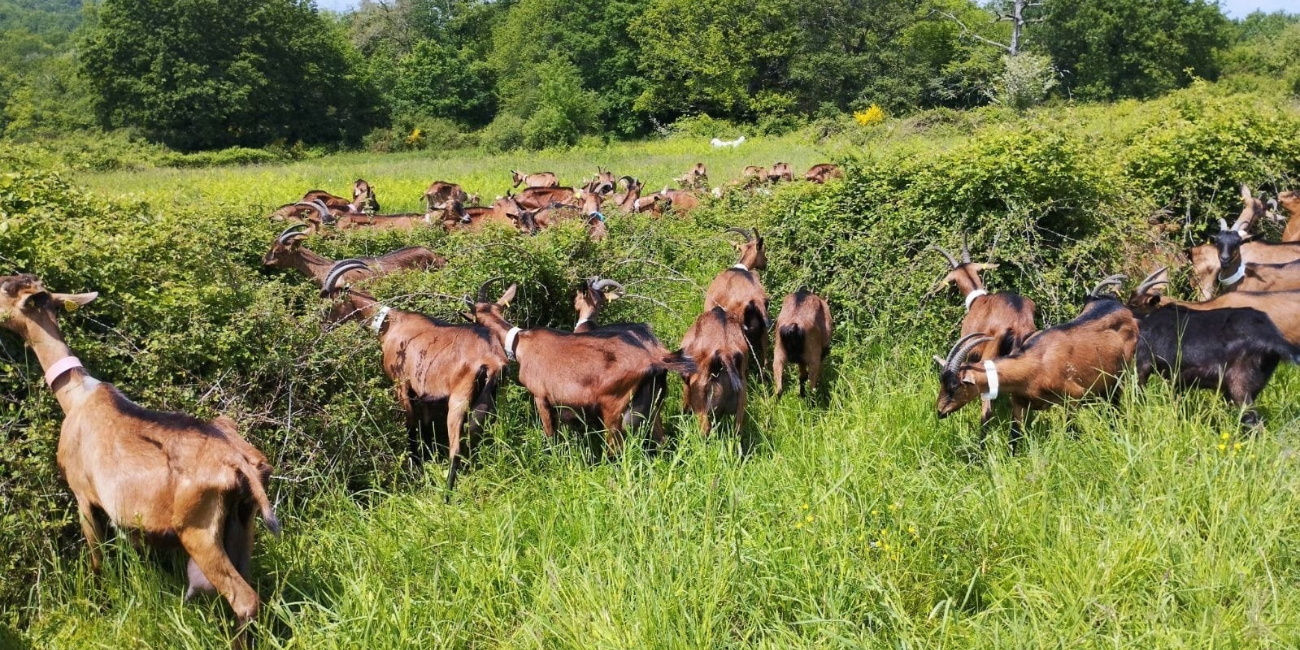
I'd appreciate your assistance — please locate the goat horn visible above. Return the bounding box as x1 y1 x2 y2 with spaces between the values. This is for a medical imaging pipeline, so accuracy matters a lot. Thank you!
476 276 504 304
1219 218 1230 232
724 227 752 241
943 332 993 374
592 278 624 293
276 224 310 244
1134 267 1170 295
321 259 370 294
925 245 959 269
960 234 971 264
1089 274 1127 297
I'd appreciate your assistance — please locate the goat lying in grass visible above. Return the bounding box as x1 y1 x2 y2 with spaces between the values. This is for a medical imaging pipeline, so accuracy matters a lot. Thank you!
0 274 279 648
262 224 445 286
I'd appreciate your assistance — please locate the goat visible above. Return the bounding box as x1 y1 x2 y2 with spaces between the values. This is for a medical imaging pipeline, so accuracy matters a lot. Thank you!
767 162 793 183
333 210 437 232
511 170 560 188
0 274 279 645
804 163 843 184
1278 190 1300 242
590 167 617 195
711 136 745 148
262 224 445 286
1128 267 1300 346
742 166 767 181
1188 185 1272 298
1133 300 1298 427
934 275 1138 446
703 227 770 378
268 201 324 225
1210 226 1300 293
657 189 702 214
678 307 749 436
437 197 534 234
319 261 505 494
676 163 709 190
773 289 832 399
301 189 355 212
423 181 470 211
351 179 379 214
612 176 644 211
516 186 578 211
468 279 694 451
928 240 1037 427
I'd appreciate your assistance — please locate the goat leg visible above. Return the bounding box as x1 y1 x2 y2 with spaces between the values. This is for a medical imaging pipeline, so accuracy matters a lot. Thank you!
76 498 107 573
177 501 261 648
445 394 471 498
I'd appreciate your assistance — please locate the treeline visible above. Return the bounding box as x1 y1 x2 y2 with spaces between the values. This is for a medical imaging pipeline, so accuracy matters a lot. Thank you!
0 0 1297 152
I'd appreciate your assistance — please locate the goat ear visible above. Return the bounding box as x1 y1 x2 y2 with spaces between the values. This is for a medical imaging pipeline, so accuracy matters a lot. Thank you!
960 373 976 385
52 292 97 312
458 312 474 323
497 284 518 306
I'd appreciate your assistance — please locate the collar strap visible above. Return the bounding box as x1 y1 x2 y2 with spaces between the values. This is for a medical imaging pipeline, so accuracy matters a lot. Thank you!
733 263 749 271
45 356 84 387
981 360 999 400
964 289 988 310
589 211 606 222
574 318 589 330
370 306 391 334
1221 262 1246 286
504 327 523 360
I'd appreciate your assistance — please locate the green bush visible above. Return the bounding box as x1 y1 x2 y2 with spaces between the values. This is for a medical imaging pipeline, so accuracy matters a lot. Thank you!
479 113 526 153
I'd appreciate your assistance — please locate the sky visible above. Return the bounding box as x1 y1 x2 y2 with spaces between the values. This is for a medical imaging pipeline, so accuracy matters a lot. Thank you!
314 0 1295 16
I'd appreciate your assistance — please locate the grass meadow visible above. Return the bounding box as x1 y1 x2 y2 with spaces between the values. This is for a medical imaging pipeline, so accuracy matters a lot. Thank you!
8 120 1300 648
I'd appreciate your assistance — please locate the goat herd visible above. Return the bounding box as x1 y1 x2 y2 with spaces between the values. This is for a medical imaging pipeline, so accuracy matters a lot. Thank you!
3 162 1298 646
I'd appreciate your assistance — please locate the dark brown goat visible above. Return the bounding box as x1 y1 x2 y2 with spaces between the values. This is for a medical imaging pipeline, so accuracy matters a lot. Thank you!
320 262 505 494
469 279 694 451
679 307 750 436
262 225 445 286
352 179 379 213
0 275 279 646
804 163 843 184
773 290 832 399
928 240 1037 427
703 227 770 377
767 162 793 183
1129 266 1300 345
511 170 560 188
424 181 470 211
934 275 1138 446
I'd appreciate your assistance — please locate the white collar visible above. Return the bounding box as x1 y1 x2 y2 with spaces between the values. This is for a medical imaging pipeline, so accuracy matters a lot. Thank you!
45 356 84 387
504 326 523 360
370 306 391 333
965 289 988 310
1221 261 1246 286
574 318 589 330
981 360 999 400
733 263 749 271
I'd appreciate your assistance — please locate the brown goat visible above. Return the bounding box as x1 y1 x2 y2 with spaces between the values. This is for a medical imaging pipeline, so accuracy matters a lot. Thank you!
804 163 843 184
934 275 1138 446
0 274 279 644
679 306 750 436
1211 227 1300 293
1188 185 1272 298
928 240 1038 427
301 189 354 212
351 179 379 213
262 224 445 286
320 262 505 493
658 189 702 214
469 279 694 451
1278 190 1300 242
773 290 832 399
676 163 709 190
516 186 578 210
424 181 470 211
767 162 793 183
590 166 617 195
438 197 534 234
511 170 560 188
703 227 770 378
1129 267 1300 345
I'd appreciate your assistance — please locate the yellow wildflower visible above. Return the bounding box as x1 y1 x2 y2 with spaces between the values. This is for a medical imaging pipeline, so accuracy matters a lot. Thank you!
854 104 886 126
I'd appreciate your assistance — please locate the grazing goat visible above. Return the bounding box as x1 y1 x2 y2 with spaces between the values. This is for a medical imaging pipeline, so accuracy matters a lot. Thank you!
679 307 749 436
1133 301 1297 427
767 162 793 183
352 179 379 213
928 240 1037 427
469 279 694 451
511 170 560 188
703 227 770 377
0 274 279 645
676 163 709 190
934 275 1138 446
1128 267 1300 346
262 224 445 285
711 136 745 148
424 181 470 211
1189 185 1272 298
320 261 505 493
804 163 843 184
1211 226 1300 293
773 289 832 399
1278 190 1300 242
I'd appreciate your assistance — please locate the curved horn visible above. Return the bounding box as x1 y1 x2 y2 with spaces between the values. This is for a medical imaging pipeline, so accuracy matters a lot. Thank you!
276 223 310 245
960 234 971 264
1089 274 1127 297
925 245 959 269
321 259 370 293
943 333 993 374
1219 218 1230 232
724 227 754 241
1134 267 1169 296
476 276 505 304
591 278 625 293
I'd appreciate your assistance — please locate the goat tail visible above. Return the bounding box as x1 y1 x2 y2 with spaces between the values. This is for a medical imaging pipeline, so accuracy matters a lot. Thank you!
242 464 280 536
778 323 805 365
658 350 698 376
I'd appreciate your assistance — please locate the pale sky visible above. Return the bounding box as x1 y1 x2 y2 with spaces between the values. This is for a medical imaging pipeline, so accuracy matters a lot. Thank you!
314 0 1292 18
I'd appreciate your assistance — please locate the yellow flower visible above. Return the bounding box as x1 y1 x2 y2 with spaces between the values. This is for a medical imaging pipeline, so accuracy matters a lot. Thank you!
801 503 809 510
1220 432 1230 441
1217 443 1227 452
908 525 918 536
1233 442 1243 452
805 515 814 523
854 104 886 126
871 510 880 516
795 522 803 530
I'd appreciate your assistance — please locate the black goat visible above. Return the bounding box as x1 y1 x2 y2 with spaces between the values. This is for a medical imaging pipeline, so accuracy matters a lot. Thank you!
1135 304 1299 426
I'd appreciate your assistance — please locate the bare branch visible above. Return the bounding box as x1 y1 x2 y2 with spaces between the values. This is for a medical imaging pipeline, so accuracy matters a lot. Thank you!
933 10 1013 54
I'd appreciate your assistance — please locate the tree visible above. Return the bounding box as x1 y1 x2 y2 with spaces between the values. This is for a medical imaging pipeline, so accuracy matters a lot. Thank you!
80 0 382 150
390 39 494 127
1034 0 1230 100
